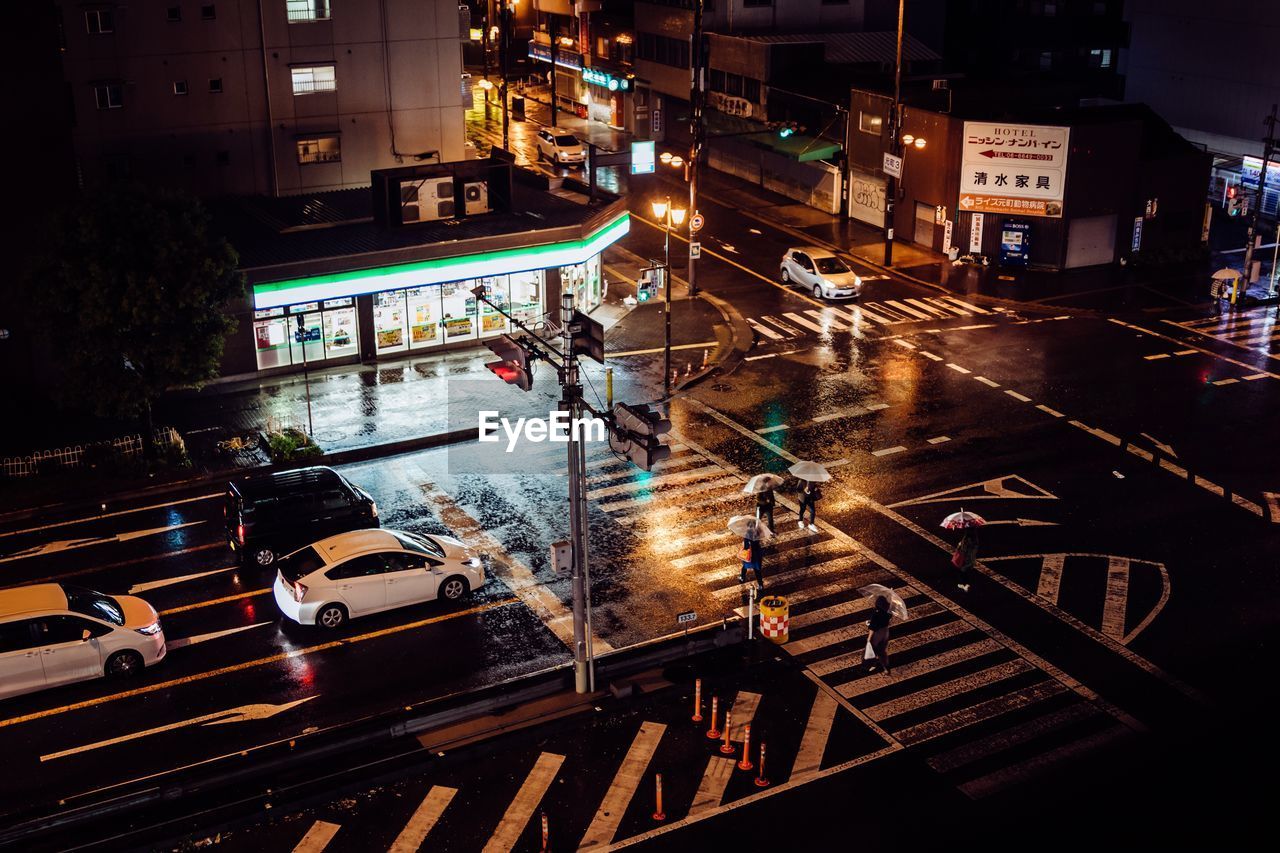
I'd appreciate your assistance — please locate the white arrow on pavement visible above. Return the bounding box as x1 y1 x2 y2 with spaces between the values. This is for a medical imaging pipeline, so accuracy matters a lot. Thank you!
718 242 738 253
1139 432 1177 457
166 621 273 651
130 565 239 594
982 519 1060 527
1 521 206 564
41 696 316 762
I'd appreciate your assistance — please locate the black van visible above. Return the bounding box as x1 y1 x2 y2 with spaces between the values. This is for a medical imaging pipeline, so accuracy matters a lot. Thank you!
225 466 379 567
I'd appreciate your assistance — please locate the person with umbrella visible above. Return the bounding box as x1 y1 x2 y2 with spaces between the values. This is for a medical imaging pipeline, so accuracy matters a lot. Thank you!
743 473 784 532
858 584 907 675
728 515 771 591
787 461 830 532
941 510 985 593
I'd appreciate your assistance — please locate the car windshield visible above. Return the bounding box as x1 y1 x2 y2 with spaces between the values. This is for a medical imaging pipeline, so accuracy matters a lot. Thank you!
278 546 325 582
393 531 445 558
62 585 125 626
814 256 851 275
555 135 579 146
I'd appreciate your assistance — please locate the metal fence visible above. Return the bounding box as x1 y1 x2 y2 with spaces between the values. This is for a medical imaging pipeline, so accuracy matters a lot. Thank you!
1 427 186 478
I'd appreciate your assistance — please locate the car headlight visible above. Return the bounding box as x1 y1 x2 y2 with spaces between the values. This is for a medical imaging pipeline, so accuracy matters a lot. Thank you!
135 621 163 636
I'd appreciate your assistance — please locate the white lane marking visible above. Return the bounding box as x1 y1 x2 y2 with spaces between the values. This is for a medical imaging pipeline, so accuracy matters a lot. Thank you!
943 297 990 314
1243 373 1269 380
40 696 317 761
129 565 238 594
926 297 969 315
784 312 829 334
728 691 763 740
747 319 786 341
1231 494 1263 517
872 446 907 457
1238 331 1280 346
579 722 666 849
745 353 778 361
906 298 952 317
688 757 737 816
804 309 851 331
483 753 566 853
893 339 917 349
389 786 458 853
1143 353 1170 360
864 660 1035 721
1194 475 1225 496
1126 444 1155 462
1 521 206 563
946 363 972 374
791 691 839 779
167 621 272 651
1174 349 1197 356
867 402 890 411
974 376 1001 387
928 436 951 444
1159 458 1189 478
1212 378 1240 385
760 315 801 336
919 351 944 361
1265 492 1280 522
1036 555 1065 605
1036 404 1064 417
1136 317 1280 378
957 726 1131 799
292 821 342 853
926 702 1100 774
0 493 220 541
1004 390 1032 402
1138 432 1176 456
885 299 933 320
1101 558 1130 640
838 639 1004 699
756 424 789 434
856 304 900 325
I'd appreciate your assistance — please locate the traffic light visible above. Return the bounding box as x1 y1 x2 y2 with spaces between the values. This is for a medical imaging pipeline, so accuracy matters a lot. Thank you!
610 403 672 470
637 266 664 302
1227 186 1243 217
570 310 605 364
484 334 533 391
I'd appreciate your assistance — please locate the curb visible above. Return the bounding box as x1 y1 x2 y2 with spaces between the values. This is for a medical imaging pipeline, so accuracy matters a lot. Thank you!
675 288 753 394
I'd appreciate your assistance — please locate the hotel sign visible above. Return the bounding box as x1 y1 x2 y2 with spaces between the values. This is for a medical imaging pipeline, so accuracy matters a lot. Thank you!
959 122 1070 218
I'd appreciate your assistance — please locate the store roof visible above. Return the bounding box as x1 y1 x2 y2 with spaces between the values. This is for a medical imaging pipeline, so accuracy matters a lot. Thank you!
730 31 941 65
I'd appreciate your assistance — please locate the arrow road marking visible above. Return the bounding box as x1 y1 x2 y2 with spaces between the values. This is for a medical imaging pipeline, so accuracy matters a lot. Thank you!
1139 432 1176 457
40 696 316 761
166 621 273 651
888 474 1059 508
130 565 238 594
1 521 205 563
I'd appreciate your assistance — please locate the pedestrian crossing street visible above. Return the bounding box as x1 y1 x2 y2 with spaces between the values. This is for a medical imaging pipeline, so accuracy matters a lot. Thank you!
747 295 994 341
585 442 1136 801
1174 306 1280 357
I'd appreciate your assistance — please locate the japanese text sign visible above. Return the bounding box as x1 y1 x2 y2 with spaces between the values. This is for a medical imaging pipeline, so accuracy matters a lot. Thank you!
959 122 1070 219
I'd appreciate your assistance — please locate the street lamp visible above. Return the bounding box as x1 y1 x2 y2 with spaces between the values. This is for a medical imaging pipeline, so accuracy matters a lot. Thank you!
652 196 687 397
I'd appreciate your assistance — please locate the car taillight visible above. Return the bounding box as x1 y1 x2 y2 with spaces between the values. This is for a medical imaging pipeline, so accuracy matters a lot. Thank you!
237 523 245 545
294 582 307 603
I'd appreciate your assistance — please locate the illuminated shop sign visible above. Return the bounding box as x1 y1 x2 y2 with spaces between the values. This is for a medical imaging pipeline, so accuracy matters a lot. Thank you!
582 67 631 91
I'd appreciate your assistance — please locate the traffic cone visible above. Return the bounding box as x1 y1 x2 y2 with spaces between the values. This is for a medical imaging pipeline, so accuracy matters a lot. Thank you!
706 696 721 739
720 711 736 755
737 724 754 771
691 678 703 723
652 773 666 822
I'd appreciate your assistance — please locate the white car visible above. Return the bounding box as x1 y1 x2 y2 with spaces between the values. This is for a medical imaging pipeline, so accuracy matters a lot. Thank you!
535 128 586 166
780 247 864 300
273 529 485 629
0 583 165 700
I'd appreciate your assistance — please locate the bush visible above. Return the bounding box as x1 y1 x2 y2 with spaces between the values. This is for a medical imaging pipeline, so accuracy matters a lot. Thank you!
265 428 323 463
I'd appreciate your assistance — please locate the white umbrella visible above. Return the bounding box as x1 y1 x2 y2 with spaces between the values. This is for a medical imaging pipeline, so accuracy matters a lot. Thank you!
788 460 831 483
858 583 908 621
940 510 986 530
1211 267 1243 280
742 473 786 494
727 515 773 542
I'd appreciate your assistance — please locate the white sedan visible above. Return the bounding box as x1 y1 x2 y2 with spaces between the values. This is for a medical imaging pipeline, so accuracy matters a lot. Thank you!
780 247 863 300
273 529 484 629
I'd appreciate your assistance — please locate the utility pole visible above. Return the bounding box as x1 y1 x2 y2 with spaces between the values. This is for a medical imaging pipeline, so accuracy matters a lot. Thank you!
549 13 559 128
883 0 905 266
687 0 704 296
1241 103 1277 299
499 0 511 150
559 291 593 694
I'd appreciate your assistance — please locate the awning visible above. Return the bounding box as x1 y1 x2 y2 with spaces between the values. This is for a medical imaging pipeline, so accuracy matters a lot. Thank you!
745 133 842 163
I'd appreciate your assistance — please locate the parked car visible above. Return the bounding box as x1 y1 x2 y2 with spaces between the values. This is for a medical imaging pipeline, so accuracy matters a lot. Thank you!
0 583 165 700
225 466 378 568
535 128 586 166
779 247 864 300
273 529 484 629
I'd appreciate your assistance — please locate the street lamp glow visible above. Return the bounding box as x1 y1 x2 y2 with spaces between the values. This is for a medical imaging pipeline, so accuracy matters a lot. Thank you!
914 137 927 149
651 199 669 219
670 207 687 226
659 152 673 165
901 134 915 146
478 79 494 90
670 156 684 168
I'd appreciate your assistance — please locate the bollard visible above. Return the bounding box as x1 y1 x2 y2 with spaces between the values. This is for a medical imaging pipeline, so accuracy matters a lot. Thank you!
754 742 770 787
706 696 721 739
720 711 736 755
606 367 614 409
758 596 790 645
540 812 549 851
692 678 703 722
737 724 754 771
652 773 666 821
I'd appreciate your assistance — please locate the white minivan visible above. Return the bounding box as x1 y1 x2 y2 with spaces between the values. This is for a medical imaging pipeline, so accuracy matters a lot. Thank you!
0 584 166 701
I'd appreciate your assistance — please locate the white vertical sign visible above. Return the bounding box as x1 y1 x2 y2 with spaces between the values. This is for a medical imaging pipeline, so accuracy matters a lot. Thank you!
969 213 984 253
943 220 954 253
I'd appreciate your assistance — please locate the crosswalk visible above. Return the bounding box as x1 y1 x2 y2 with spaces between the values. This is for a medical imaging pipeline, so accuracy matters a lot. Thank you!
747 296 992 341
586 443 1135 800
1174 307 1280 357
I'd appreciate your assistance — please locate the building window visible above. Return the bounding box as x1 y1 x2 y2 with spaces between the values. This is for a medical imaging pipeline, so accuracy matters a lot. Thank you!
94 84 123 110
1090 48 1113 68
167 6 182 21
85 10 114 34
296 134 341 164
209 77 223 93
201 4 216 20
291 65 337 95
743 78 760 103
635 33 689 69
287 0 331 23
859 111 883 135
173 80 188 95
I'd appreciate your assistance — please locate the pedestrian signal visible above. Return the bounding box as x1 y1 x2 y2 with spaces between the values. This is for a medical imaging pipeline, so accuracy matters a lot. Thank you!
570 310 605 364
1226 186 1243 217
484 334 533 391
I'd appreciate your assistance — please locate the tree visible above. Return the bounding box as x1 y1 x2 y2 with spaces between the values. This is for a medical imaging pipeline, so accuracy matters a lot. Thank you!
29 183 245 445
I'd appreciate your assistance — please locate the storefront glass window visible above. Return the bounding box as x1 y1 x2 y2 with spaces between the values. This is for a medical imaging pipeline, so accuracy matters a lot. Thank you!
510 270 543 327
374 290 408 353
407 286 443 349
289 303 325 364
253 308 292 370
478 275 510 337
323 298 357 358
441 280 478 343
562 262 586 311
587 255 602 308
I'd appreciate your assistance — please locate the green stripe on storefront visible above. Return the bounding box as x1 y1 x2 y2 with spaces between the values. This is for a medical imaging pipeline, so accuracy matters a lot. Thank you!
253 211 630 310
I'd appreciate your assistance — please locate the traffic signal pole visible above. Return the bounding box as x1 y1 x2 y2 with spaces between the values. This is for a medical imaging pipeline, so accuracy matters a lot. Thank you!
687 0 704 297
1241 103 1277 298
883 0 905 266
560 291 594 694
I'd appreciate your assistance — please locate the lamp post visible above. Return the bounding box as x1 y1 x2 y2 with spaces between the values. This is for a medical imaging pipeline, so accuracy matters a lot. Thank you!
883 0 906 265
652 196 687 398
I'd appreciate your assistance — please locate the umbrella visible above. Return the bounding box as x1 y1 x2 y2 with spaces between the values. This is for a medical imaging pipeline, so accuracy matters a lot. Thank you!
940 510 986 530
727 515 773 542
858 583 908 621
788 460 831 483
1211 267 1243 281
742 473 786 494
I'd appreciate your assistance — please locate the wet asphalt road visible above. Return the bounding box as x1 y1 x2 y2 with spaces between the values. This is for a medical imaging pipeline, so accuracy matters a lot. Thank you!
2 103 1280 846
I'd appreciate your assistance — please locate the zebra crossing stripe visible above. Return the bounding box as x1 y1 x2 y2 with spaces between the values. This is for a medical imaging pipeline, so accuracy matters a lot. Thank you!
892 680 1069 746
784 312 830 334
791 691 839 779
838 639 1004 699
684 529 834 575
761 315 802 335
786 602 945 655
389 786 458 853
806 621 977 678
927 297 970 315
602 476 742 516
727 691 763 741
1037 555 1066 604
803 309 850 331
579 722 666 849
1101 558 1130 640
713 554 876 600
942 297 990 315
905 298 952 317
957 725 1131 799
292 821 341 853
854 304 900 325
587 465 727 500
483 753 565 853
863 660 1036 722
747 318 786 340
926 701 1101 774
789 587 917 630
688 757 737 816
885 300 933 320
